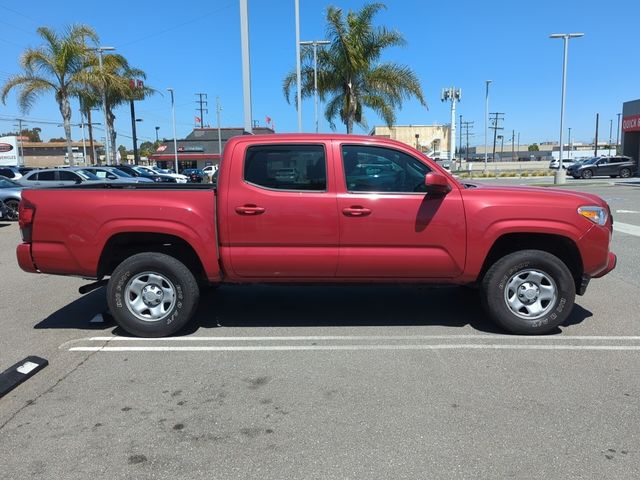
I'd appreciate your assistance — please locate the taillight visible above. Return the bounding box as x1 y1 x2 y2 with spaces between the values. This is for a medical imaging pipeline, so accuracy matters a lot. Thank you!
18 200 35 243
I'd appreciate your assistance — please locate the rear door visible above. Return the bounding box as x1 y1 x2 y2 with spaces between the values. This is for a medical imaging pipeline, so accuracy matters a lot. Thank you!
224 142 339 278
335 142 466 278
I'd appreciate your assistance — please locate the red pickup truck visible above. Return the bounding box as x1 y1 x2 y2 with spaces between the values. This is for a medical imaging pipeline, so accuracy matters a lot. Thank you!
16 134 616 337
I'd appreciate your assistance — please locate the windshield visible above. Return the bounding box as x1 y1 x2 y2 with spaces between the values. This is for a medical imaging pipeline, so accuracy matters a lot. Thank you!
107 168 132 178
0 177 20 188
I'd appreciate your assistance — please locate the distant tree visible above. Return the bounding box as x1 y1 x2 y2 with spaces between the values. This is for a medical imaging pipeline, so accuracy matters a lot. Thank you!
49 137 66 142
117 144 128 161
1 128 42 141
528 143 540 152
282 2 426 133
138 140 157 158
1 25 98 165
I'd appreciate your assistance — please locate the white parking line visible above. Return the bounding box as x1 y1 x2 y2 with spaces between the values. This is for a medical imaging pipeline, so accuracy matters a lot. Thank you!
613 221 640 237
69 344 640 352
85 335 640 342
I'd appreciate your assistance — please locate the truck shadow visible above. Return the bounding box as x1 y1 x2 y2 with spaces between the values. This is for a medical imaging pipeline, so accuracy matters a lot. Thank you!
34 284 593 336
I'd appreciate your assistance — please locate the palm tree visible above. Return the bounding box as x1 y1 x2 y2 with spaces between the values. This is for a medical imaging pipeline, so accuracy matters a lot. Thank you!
81 53 154 164
1 25 98 165
283 3 426 134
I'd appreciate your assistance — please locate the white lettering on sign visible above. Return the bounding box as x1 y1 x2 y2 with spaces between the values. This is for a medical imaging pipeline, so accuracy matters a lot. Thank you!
622 115 640 132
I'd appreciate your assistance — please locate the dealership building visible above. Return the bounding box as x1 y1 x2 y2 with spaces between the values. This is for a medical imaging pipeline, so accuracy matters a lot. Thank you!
622 99 640 163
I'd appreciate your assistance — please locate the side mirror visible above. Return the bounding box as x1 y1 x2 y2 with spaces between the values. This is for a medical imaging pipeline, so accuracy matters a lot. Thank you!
424 172 451 195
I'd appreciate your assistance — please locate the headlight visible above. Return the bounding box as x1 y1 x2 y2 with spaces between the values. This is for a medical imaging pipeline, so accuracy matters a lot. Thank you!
578 206 608 226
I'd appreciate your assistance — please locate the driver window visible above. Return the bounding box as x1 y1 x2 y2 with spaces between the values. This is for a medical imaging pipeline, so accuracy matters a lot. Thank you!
341 145 431 193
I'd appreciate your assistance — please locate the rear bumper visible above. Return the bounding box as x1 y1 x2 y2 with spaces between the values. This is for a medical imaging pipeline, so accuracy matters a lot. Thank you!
16 243 37 273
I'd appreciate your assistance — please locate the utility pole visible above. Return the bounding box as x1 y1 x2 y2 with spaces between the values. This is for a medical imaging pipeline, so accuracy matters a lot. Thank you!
517 132 520 161
489 112 505 161
216 96 222 158
484 80 492 171
459 114 463 160
609 118 613 149
511 129 515 161
195 93 208 128
441 87 462 163
594 113 599 157
129 79 143 165
14 118 24 166
461 120 474 168
499 134 505 158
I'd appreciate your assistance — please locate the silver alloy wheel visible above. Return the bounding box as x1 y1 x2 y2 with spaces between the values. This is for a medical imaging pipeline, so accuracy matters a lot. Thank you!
504 269 557 320
124 271 177 322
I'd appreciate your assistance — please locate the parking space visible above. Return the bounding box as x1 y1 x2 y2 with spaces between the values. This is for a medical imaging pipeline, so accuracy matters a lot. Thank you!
1 180 639 479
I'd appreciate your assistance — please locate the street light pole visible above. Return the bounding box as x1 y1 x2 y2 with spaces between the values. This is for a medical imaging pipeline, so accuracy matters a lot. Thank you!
93 46 115 165
568 127 572 159
155 126 160 142
484 80 492 172
300 40 330 133
295 0 302 132
167 88 179 173
550 33 583 178
239 0 253 134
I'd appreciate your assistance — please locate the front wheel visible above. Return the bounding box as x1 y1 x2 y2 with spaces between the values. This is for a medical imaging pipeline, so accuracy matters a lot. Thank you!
107 253 200 337
481 250 575 335
581 169 593 179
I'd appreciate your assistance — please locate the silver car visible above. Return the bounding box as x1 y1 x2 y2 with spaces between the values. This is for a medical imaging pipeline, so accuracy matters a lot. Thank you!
0 175 24 221
17 168 104 187
70 166 154 183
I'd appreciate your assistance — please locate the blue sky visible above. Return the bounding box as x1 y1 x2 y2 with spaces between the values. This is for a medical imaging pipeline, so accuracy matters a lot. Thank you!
0 0 638 148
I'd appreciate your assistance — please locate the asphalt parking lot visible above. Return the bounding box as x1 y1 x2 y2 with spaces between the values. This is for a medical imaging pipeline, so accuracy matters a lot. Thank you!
1 179 639 479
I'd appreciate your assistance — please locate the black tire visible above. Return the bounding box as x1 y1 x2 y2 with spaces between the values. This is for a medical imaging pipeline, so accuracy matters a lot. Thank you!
581 169 593 179
4 199 19 221
620 168 631 178
481 250 575 335
107 252 200 337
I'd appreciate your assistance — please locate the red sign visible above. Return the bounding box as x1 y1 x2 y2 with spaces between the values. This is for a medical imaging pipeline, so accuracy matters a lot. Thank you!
622 114 640 132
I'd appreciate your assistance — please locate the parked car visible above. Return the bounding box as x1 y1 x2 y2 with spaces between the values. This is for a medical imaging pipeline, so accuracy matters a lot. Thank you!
0 166 23 180
567 156 637 179
137 166 188 183
182 168 205 183
112 164 177 183
549 159 575 169
16 134 616 338
0 175 24 221
17 168 103 187
72 166 154 183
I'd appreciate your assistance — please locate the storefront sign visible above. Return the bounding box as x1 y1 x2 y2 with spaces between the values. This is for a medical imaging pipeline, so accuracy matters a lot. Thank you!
622 114 640 132
0 136 18 165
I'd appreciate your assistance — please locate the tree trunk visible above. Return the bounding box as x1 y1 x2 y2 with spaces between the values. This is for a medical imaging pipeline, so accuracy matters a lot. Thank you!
59 96 75 166
107 109 117 164
86 108 95 165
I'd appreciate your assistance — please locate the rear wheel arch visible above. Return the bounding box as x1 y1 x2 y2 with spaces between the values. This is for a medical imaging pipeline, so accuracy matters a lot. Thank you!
98 232 208 284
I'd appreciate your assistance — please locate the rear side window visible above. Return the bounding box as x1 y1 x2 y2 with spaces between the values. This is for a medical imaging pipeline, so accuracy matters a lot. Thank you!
244 144 326 191
38 171 56 181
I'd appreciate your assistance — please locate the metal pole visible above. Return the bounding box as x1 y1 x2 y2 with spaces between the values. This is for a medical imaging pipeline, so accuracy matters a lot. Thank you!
459 114 462 160
313 42 318 133
568 127 572 159
130 99 139 164
517 132 520 161
512 129 515 161
484 80 491 171
87 109 96 164
594 113 599 157
295 0 302 132
609 119 613 150
616 113 622 151
239 0 253 134
559 36 568 163
155 126 159 142
217 96 222 157
168 88 179 173
16 118 24 166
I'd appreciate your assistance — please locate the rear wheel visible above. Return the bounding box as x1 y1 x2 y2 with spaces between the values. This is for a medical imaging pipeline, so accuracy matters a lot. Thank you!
4 199 19 221
620 168 631 178
481 250 575 335
107 253 200 337
581 169 593 179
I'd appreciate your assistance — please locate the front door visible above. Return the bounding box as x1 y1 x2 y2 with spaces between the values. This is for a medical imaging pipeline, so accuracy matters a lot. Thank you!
335 143 466 278
224 142 339 278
